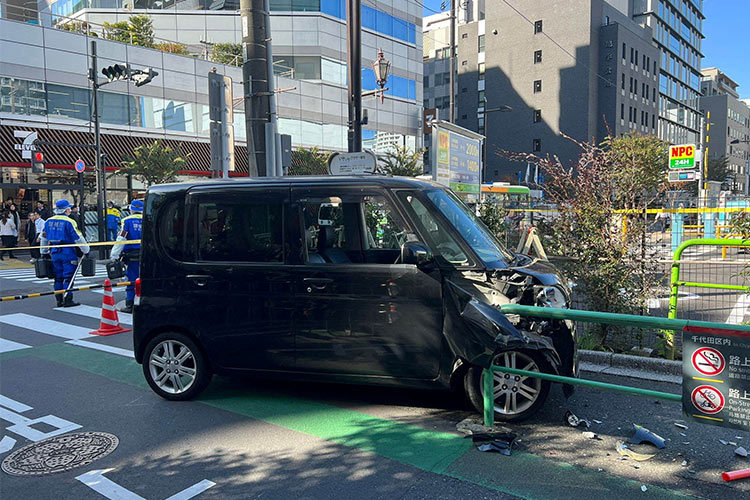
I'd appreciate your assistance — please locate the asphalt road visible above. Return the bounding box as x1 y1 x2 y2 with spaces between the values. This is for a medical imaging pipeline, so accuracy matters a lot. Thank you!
1 261 749 500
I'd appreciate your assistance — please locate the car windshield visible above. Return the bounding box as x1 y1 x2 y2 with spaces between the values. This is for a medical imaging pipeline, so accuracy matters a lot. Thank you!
425 189 514 267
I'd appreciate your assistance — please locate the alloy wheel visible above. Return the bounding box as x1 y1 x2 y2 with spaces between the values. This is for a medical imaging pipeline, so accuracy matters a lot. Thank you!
148 340 197 395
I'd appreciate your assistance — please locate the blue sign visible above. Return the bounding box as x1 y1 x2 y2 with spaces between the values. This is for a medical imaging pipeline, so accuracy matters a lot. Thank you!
448 134 481 194
74 159 85 173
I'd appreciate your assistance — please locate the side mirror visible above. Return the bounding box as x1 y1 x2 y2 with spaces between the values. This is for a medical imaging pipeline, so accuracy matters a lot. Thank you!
401 241 433 267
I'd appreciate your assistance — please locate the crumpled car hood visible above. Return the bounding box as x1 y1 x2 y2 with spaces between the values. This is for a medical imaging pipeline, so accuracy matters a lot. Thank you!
443 279 561 370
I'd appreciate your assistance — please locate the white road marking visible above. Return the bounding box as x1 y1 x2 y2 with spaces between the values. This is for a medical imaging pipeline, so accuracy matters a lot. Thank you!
0 394 32 413
0 394 81 442
0 313 91 340
66 340 134 358
56 304 132 325
0 338 31 353
0 436 16 454
727 294 750 325
76 469 216 500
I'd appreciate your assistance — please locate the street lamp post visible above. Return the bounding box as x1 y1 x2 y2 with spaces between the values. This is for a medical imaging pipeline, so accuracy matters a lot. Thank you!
372 49 391 104
482 103 513 182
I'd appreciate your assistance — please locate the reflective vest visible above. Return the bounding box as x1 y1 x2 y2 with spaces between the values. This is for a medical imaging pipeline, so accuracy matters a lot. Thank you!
43 215 84 260
120 214 143 252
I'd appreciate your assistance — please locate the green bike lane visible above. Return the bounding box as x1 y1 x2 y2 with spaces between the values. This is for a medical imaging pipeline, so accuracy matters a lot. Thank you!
0 343 697 500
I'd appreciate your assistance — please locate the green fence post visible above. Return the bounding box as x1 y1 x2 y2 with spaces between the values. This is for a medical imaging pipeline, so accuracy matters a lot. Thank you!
482 368 494 427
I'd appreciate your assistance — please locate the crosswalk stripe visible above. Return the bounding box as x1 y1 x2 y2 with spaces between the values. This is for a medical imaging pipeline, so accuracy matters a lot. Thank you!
65 340 134 358
0 338 31 353
56 304 132 325
0 314 91 340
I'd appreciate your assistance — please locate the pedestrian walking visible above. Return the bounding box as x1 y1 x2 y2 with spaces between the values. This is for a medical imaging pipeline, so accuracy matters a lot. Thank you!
110 199 142 313
69 205 82 228
40 199 90 307
106 201 121 241
36 201 51 220
0 210 18 260
26 211 45 260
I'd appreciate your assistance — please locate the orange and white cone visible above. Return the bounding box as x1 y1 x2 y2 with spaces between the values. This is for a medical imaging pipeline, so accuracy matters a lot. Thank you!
90 279 131 336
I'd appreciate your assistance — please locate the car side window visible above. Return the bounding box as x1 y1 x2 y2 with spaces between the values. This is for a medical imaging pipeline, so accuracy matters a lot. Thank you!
300 197 347 263
197 200 283 263
363 196 408 250
158 199 185 261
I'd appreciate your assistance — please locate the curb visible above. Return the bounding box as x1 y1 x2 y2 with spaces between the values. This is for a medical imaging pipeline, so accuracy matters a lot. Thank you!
578 349 682 385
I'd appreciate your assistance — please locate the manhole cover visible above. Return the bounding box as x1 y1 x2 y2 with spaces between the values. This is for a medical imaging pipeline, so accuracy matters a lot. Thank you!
1 432 118 476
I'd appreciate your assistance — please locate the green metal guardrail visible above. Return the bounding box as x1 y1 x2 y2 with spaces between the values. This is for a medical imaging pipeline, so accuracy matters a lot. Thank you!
482 303 750 427
668 238 750 359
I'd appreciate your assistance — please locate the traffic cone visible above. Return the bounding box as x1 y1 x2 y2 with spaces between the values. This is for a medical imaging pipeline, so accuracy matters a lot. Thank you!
90 279 131 336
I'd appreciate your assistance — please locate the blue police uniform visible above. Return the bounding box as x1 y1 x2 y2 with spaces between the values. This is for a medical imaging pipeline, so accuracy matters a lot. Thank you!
106 206 122 241
41 200 89 307
111 200 143 312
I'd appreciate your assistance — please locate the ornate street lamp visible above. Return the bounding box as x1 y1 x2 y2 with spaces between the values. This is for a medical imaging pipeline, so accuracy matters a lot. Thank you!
372 49 390 104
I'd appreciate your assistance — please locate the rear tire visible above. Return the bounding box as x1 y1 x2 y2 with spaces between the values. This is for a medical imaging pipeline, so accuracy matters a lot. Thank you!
465 350 551 422
142 332 212 401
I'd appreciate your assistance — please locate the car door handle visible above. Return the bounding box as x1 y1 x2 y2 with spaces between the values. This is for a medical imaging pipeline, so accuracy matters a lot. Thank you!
304 277 333 291
187 275 212 287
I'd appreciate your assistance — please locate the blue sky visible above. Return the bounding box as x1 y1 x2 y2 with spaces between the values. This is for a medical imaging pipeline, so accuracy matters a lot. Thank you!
422 0 750 98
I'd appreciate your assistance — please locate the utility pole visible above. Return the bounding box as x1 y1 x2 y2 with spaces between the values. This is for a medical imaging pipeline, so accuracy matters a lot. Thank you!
241 0 270 176
89 40 107 251
449 0 456 123
346 0 362 152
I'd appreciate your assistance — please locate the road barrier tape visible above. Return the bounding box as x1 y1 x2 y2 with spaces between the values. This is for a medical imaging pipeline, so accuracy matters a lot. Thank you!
0 240 141 252
0 281 132 302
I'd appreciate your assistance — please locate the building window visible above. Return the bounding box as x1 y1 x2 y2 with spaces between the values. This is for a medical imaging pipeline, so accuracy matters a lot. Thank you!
534 50 542 64
643 54 647 69
629 77 633 93
533 109 542 123
461 60 468 66
424 75 429 86
533 80 542 93
478 63 485 81
534 20 543 34
621 103 625 120
462 33 468 39
461 114 468 119
622 43 626 60
621 73 625 90
635 50 639 67
532 139 541 151
642 82 646 96
478 90 485 103
478 34 485 52
424 99 430 108
630 47 634 64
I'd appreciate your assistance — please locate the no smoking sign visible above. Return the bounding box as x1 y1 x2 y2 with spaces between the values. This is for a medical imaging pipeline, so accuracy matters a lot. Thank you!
691 347 725 376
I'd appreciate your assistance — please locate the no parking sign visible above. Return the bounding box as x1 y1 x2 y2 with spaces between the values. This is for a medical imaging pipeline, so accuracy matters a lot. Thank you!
683 326 750 431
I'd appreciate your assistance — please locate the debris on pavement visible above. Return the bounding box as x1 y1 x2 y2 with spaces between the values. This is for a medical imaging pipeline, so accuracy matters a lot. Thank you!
681 460 688 467
641 485 648 492
736 446 748 458
593 419 603 424
674 422 688 430
720 439 728 445
627 425 666 449
616 442 655 461
722 468 750 482
564 410 591 429
582 431 601 440
472 432 518 456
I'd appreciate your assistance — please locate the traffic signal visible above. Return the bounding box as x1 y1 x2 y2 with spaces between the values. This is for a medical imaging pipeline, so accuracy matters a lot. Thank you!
131 68 159 87
31 149 45 174
101 63 130 82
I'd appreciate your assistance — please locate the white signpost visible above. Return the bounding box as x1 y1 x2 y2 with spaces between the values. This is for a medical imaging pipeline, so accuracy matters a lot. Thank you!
327 151 378 175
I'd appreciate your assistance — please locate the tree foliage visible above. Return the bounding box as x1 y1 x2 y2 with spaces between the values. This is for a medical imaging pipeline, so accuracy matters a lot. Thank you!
57 21 98 37
210 43 242 67
288 147 329 176
116 141 189 187
376 146 425 177
154 42 189 55
502 132 670 350
103 15 154 48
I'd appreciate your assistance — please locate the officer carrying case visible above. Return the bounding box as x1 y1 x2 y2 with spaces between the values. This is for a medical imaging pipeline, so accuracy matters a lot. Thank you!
106 260 126 279
81 255 96 277
35 258 54 279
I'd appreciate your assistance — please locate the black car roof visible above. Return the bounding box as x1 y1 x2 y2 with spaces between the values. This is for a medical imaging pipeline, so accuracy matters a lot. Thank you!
147 175 446 194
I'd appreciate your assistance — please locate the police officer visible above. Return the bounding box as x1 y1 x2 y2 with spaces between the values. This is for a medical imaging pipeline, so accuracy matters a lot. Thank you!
106 201 121 241
110 199 142 313
40 200 90 308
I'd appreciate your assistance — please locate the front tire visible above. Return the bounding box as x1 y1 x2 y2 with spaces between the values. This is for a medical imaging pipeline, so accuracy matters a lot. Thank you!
143 332 212 401
465 350 551 422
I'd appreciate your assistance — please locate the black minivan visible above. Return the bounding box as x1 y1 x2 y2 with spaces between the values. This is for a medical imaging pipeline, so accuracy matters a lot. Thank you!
133 176 577 421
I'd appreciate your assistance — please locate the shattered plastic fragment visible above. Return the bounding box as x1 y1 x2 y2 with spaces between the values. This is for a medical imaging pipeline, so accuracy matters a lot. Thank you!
628 425 666 449
641 485 648 492
674 423 688 430
616 442 655 461
720 439 728 445
680 432 687 437
736 446 749 458
473 432 517 456
593 420 603 424
582 431 599 440
681 460 688 467
730 442 738 446
565 410 591 429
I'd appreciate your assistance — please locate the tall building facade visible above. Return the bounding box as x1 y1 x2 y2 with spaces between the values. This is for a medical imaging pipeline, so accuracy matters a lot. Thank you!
39 0 424 151
422 0 704 181
699 68 750 193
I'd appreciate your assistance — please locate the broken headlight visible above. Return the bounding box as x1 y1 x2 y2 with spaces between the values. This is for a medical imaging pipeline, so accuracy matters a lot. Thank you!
536 285 568 309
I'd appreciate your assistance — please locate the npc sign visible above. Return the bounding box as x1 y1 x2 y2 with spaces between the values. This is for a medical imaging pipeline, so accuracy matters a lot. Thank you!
683 326 750 431
669 144 696 169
